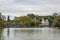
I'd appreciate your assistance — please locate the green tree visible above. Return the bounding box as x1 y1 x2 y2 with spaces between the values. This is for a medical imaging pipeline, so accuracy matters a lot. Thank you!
35 20 40 27
53 15 60 27
0 13 6 27
52 13 58 18
27 13 35 19
47 16 53 26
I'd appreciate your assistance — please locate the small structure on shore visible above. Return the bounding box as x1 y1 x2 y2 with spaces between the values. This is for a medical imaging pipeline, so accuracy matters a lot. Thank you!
42 18 49 26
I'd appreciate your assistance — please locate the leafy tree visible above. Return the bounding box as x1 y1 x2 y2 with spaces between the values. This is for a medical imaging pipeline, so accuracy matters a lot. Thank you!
13 13 36 27
0 13 6 27
47 16 53 26
27 13 35 19
52 13 60 27
53 15 60 27
52 13 58 18
30 20 35 26
35 20 40 26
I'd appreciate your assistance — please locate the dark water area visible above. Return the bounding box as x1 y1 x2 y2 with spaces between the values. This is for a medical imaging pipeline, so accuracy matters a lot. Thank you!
0 28 60 40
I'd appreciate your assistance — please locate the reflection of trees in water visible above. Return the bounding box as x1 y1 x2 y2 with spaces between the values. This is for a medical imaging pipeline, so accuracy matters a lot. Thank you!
14 29 35 40
7 28 9 37
7 15 10 38
0 28 3 40
15 30 35 33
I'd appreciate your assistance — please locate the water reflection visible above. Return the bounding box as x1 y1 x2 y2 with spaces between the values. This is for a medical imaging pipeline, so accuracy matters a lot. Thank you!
0 28 3 40
1 28 60 40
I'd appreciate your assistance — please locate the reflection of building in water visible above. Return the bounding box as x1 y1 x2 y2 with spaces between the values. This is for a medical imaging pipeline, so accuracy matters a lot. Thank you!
42 18 49 26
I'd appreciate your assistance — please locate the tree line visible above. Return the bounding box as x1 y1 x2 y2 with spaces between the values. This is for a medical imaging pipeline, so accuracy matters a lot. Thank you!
0 12 60 28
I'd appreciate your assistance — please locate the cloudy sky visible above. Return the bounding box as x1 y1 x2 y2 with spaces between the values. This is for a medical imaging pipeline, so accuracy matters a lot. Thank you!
0 0 60 19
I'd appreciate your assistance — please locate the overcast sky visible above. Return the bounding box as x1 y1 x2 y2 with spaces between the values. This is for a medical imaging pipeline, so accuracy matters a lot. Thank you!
0 0 60 19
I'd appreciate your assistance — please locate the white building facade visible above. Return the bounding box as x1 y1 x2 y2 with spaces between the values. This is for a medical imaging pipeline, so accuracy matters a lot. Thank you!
42 18 49 26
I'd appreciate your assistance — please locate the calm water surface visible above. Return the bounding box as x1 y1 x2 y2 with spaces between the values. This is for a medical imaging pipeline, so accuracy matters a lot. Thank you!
1 28 60 40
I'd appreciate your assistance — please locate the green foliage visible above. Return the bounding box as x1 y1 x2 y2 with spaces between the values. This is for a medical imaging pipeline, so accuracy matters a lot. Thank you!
1 12 60 28
30 20 35 26
52 13 58 17
52 13 60 27
35 20 41 26
13 14 36 27
47 16 53 26
12 12 60 28
0 28 3 39
24 21 31 27
53 15 60 27
27 13 35 19
0 13 6 27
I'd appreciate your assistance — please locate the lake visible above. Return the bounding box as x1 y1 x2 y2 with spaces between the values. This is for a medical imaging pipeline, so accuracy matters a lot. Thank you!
0 28 60 40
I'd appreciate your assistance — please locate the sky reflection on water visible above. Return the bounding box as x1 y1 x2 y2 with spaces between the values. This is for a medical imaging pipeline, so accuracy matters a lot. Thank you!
1 28 60 40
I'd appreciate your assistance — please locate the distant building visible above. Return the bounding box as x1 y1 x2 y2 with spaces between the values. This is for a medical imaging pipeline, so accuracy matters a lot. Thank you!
42 18 49 26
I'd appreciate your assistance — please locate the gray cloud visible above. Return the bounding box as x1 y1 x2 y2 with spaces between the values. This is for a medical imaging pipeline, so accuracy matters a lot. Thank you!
14 0 60 5
14 0 48 5
0 0 60 17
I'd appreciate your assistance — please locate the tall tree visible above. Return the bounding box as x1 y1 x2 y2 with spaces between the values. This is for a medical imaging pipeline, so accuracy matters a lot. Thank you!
0 12 6 27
